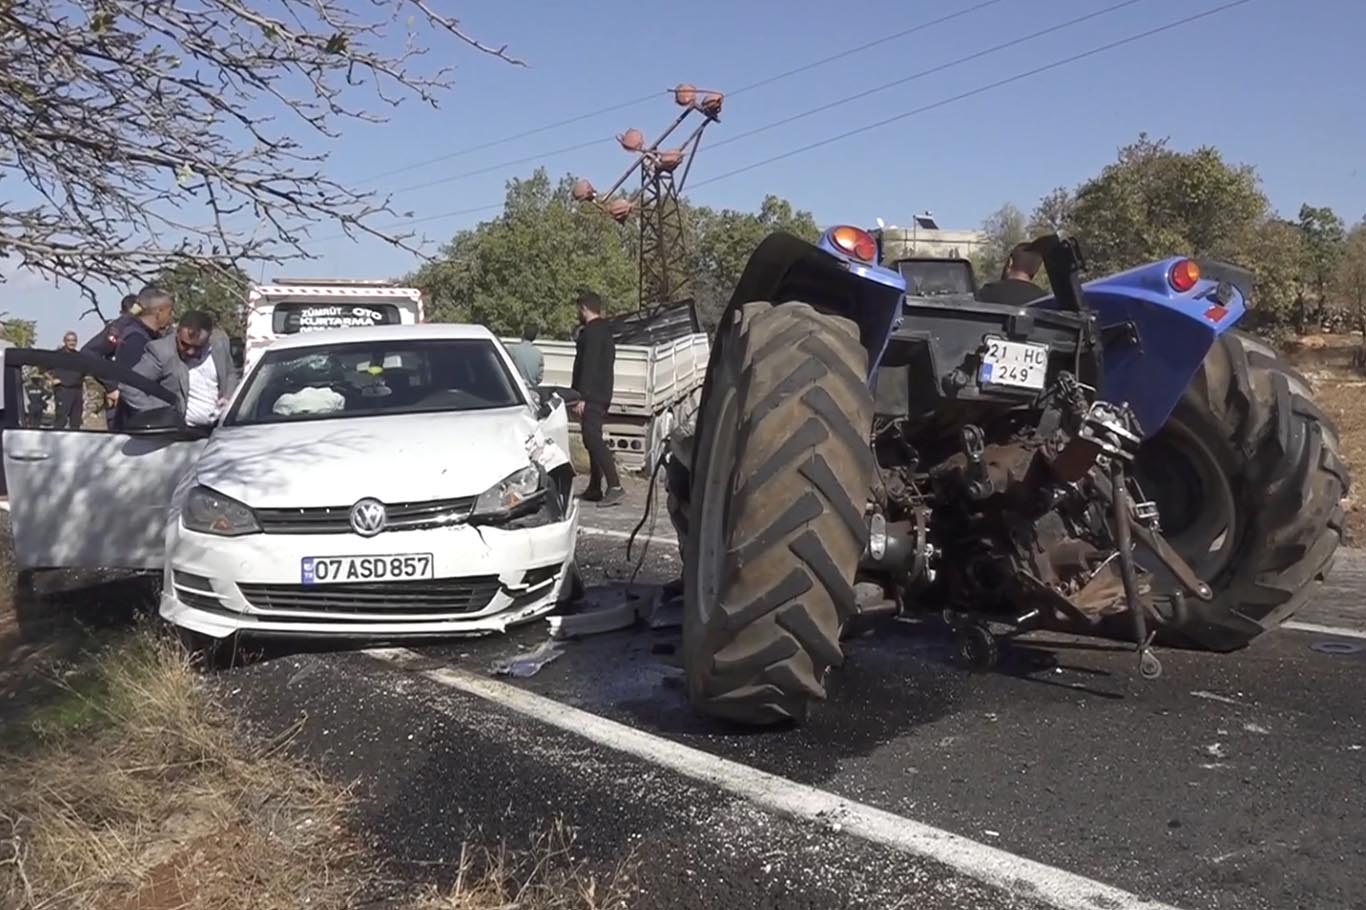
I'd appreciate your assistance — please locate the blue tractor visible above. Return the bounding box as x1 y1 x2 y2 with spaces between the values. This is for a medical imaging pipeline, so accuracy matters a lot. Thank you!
665 227 1349 725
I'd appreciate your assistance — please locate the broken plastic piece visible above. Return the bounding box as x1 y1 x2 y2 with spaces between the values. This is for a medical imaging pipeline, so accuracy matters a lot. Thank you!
490 639 565 677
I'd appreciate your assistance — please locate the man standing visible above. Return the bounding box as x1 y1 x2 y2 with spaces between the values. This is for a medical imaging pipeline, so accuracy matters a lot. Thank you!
106 287 176 429
506 323 544 388
49 330 85 429
975 242 1049 306
570 290 622 507
120 310 238 427
82 294 143 427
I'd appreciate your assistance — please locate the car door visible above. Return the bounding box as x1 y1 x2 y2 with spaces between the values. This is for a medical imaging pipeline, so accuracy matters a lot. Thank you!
1 348 208 572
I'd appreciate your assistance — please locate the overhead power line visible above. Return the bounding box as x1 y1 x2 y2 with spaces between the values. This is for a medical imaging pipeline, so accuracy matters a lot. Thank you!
358 0 1008 186
689 0 1253 190
377 0 1137 201
347 0 1249 239
708 0 1146 152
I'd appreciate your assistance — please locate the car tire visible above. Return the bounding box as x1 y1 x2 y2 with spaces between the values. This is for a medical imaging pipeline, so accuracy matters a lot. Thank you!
683 301 873 725
1134 331 1350 651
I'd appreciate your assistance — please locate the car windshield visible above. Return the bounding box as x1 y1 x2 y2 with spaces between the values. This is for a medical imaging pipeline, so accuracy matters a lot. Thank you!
225 337 523 426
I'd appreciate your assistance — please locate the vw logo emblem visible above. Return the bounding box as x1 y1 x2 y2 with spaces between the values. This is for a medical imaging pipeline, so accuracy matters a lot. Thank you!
349 498 387 537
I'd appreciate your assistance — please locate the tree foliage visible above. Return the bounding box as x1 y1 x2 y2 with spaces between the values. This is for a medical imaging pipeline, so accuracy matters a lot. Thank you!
1297 204 1347 325
0 318 37 348
1336 223 1366 342
0 1 519 307
409 181 820 337
1070 135 1269 273
973 203 1030 284
687 195 819 329
154 262 252 338
408 170 639 340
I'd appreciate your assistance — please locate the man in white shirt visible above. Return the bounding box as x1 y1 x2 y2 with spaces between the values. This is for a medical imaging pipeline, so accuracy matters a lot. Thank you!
121 310 238 427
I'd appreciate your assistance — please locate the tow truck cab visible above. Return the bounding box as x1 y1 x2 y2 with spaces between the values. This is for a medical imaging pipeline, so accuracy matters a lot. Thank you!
244 278 425 371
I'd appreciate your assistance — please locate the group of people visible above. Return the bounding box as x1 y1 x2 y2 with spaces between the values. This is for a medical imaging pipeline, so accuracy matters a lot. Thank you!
504 290 624 508
24 286 237 431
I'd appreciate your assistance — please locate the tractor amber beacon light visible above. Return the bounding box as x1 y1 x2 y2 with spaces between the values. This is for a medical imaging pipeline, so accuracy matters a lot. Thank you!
1168 258 1201 293
829 225 878 262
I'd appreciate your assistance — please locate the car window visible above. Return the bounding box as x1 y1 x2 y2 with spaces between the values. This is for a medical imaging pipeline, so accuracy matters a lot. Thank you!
224 338 524 426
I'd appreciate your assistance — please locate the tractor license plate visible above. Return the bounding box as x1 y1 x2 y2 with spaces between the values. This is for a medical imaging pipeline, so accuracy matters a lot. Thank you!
979 337 1049 390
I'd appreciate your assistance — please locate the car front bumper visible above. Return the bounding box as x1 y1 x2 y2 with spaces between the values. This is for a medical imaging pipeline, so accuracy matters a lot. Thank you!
159 506 578 640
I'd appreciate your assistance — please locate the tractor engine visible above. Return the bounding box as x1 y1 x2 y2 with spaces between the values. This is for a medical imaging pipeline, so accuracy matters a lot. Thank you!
870 374 1149 636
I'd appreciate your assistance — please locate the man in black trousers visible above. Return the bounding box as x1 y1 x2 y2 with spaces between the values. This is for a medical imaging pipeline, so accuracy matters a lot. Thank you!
50 330 85 429
570 290 623 507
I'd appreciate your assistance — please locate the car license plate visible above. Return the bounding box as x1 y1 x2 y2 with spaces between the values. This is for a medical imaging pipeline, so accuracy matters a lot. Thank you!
301 554 435 585
979 337 1049 390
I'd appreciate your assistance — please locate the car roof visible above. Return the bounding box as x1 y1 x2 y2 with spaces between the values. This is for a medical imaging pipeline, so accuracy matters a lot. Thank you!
262 323 497 351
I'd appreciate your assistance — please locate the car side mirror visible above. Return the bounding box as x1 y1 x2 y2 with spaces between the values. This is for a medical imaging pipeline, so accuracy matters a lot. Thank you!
536 400 554 421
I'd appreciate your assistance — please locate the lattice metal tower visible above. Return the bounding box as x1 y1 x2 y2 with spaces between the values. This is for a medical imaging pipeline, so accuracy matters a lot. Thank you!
573 84 723 310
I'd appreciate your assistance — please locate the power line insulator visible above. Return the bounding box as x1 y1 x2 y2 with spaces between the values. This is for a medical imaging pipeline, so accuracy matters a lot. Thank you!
700 93 724 117
572 178 597 202
618 128 645 152
674 83 697 107
607 198 633 222
656 149 685 173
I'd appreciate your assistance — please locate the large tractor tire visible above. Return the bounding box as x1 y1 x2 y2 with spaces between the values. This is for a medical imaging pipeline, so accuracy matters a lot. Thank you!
1134 331 1350 652
682 301 874 725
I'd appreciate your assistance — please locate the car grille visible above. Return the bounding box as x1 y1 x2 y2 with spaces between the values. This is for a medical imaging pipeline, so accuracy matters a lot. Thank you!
255 496 477 535
238 576 501 620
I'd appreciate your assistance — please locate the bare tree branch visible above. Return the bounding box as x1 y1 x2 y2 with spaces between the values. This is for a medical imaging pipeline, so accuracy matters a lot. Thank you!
0 0 522 305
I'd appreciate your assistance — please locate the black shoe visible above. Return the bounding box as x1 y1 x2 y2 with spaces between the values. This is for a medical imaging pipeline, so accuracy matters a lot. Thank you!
598 486 625 508
580 488 603 502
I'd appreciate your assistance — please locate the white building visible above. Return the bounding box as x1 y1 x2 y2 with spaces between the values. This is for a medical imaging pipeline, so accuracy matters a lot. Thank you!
874 213 986 263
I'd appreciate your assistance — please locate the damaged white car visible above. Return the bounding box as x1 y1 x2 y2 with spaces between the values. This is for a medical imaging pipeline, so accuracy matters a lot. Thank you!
1 325 581 651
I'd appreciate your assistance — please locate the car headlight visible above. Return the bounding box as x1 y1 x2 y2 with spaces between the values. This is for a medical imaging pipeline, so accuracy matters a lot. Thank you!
472 465 544 520
182 485 261 537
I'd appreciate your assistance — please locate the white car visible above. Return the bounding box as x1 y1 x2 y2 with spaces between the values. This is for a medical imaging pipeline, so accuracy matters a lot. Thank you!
1 324 580 648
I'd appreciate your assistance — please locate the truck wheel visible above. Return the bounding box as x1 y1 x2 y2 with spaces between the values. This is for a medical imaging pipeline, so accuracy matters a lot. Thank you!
684 301 873 724
1134 331 1349 651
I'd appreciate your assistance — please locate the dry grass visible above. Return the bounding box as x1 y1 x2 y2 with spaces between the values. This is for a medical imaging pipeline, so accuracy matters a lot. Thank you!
0 629 640 910
0 631 362 910
403 823 635 910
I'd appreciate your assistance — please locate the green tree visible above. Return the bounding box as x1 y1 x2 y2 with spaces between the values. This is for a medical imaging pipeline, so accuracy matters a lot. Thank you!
0 318 37 347
154 262 251 338
1232 217 1311 331
1297 204 1347 328
1067 134 1306 319
409 169 638 339
1028 187 1074 237
1336 223 1366 352
687 195 819 329
972 203 1029 284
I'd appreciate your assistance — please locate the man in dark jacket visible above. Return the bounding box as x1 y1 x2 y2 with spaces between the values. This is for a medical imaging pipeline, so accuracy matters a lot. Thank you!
104 286 175 430
975 242 1048 306
49 331 85 429
570 290 622 506
82 293 144 427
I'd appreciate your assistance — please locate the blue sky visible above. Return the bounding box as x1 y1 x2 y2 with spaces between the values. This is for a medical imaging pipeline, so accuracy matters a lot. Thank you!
5 0 1364 343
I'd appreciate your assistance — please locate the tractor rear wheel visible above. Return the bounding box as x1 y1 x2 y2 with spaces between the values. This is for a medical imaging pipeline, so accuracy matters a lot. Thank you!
1134 331 1349 651
682 301 874 725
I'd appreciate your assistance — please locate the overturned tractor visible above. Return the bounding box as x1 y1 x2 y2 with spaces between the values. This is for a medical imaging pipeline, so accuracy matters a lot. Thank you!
666 228 1348 725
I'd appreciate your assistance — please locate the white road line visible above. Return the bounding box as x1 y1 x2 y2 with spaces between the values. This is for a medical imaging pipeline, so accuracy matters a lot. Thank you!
364 646 1183 910
578 525 677 545
1282 620 1366 641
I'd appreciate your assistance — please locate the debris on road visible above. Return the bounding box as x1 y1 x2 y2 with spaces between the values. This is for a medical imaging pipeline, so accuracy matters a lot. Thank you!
547 584 662 639
491 639 566 677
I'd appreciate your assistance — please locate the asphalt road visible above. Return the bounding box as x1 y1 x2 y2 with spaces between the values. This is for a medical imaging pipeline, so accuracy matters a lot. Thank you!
5 492 1363 909
209 512 1366 910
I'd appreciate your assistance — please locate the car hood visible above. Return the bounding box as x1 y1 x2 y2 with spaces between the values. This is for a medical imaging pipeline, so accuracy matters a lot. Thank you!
193 408 544 508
